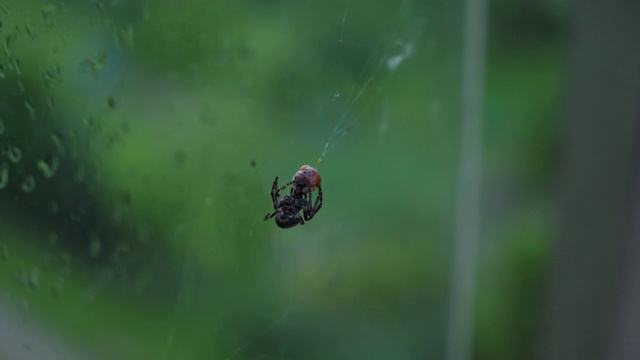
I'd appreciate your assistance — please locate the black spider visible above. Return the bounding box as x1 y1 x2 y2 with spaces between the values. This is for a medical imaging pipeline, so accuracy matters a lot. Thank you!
263 176 323 228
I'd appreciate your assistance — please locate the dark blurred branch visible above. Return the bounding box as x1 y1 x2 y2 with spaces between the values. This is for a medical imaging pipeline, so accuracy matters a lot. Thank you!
541 1 640 359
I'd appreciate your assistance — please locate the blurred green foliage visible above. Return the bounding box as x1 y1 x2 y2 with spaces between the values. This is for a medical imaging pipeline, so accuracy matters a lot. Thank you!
0 0 563 359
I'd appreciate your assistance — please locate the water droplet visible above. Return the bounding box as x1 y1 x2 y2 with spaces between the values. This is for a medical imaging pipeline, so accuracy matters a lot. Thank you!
43 71 53 86
0 162 7 189
13 268 25 285
143 5 151 22
25 24 35 40
24 99 35 120
28 267 39 291
3 34 14 56
114 23 134 48
37 155 59 179
42 63 61 87
69 209 82 222
107 96 116 109
10 56 21 75
42 5 57 28
82 52 107 79
75 164 86 183
60 251 71 267
51 199 60 213
8 146 21 163
112 243 130 262
21 297 30 322
50 132 66 156
16 80 25 94
89 235 101 258
47 95 55 112
21 175 35 193
49 232 58 244
51 276 64 298
83 116 100 132
0 244 8 260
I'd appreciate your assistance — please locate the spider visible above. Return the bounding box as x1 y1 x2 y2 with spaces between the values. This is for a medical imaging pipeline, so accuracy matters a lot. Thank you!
264 165 323 228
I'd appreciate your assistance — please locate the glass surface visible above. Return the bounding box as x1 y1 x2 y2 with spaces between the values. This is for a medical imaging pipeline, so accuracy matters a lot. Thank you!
0 1 564 359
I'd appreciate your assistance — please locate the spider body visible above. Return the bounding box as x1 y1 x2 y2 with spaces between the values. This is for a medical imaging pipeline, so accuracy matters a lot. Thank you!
264 166 323 228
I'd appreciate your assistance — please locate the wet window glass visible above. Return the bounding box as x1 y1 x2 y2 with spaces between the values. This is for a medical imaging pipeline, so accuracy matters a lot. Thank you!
0 1 574 359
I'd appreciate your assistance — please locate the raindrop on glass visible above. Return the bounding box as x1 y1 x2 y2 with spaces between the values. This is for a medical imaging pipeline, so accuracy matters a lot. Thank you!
37 155 59 179
107 96 116 109
10 57 20 75
0 162 8 189
51 199 60 214
28 267 40 291
25 24 35 40
50 132 66 156
21 175 35 193
83 52 107 79
60 251 71 267
42 63 61 87
42 5 57 28
21 297 30 321
16 79 25 94
14 268 27 286
0 244 8 260
8 146 21 163
51 276 64 298
89 235 102 258
75 164 86 183
3 35 13 56
83 116 100 132
24 99 35 120
49 232 58 245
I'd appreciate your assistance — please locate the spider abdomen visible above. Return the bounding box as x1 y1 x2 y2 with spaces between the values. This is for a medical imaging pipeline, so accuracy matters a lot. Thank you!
275 212 302 228
292 165 322 195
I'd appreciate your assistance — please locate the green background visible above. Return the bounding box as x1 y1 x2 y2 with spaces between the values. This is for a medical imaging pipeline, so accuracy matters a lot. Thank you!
0 0 563 359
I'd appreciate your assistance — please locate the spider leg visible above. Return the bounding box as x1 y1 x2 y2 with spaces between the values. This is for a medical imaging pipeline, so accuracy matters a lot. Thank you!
301 192 312 221
270 177 284 209
264 210 279 221
309 186 322 217
276 180 295 195
265 177 284 221
302 187 322 221
270 177 296 208
313 186 323 213
302 206 313 222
